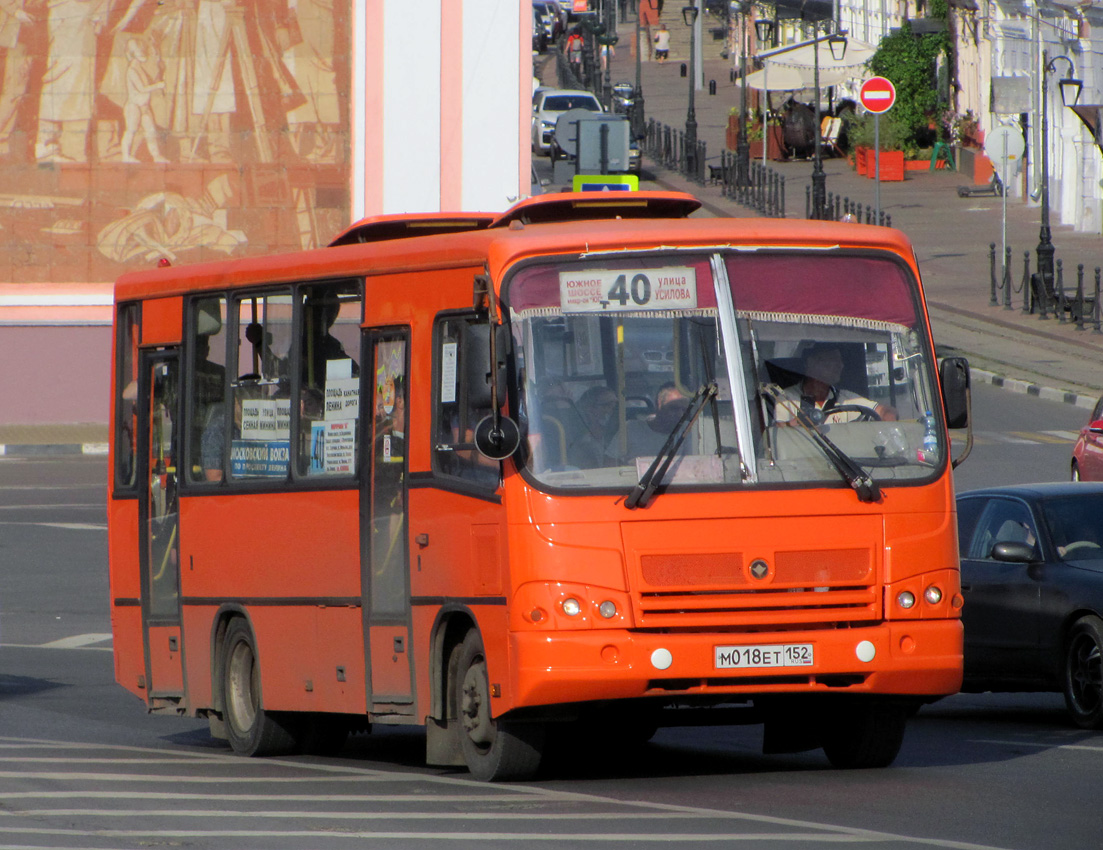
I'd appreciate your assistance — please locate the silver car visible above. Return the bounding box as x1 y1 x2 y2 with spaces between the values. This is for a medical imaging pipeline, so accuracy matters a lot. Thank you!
531 89 602 156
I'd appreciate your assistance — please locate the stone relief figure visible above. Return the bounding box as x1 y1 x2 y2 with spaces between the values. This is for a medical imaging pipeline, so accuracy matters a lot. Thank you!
0 0 45 160
120 36 167 162
283 0 338 162
96 173 246 263
36 0 110 163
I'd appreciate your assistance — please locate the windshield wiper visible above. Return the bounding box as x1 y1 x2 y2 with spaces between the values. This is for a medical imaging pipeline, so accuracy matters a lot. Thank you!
764 385 881 504
625 382 717 510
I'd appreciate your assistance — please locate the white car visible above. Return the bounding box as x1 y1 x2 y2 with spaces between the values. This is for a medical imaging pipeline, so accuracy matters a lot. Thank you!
531 89 602 156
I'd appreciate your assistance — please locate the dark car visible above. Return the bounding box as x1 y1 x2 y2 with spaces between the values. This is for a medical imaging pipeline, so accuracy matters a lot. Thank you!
956 483 1103 728
1070 395 1103 481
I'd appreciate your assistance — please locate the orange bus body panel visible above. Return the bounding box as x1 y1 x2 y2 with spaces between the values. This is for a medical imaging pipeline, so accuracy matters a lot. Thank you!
140 297 183 346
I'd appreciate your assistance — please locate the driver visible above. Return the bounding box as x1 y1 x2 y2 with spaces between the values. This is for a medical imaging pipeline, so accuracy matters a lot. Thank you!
775 343 897 425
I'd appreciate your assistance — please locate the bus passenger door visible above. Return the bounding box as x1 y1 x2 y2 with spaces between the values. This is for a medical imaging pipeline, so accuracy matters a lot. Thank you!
362 330 415 715
137 352 186 707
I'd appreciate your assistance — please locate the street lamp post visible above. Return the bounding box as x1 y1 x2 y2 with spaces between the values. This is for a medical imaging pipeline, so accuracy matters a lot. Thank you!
682 3 699 179
631 1 646 139
1036 50 1083 303
810 25 847 220
734 1 750 187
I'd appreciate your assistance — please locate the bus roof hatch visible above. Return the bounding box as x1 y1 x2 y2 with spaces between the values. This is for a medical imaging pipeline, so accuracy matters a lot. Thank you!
328 212 495 247
489 191 701 228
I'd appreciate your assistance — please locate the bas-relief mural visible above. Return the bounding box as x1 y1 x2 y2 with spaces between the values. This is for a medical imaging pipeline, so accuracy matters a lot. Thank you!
0 0 350 283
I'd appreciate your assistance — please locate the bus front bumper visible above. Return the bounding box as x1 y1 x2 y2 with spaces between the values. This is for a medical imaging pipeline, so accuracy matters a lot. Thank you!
509 620 962 711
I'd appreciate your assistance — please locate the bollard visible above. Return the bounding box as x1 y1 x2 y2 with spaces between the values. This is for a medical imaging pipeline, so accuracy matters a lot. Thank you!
709 80 716 95
989 244 998 306
805 185 811 219
1094 268 1102 334
1022 251 1032 314
1057 260 1067 323
1003 247 1013 309
680 63 687 77
1076 264 1086 331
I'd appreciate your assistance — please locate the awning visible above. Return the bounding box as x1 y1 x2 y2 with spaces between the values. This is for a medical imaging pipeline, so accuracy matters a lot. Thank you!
744 36 877 92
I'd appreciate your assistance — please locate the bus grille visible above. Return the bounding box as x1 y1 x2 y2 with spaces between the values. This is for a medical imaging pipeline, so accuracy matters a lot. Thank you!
635 548 879 628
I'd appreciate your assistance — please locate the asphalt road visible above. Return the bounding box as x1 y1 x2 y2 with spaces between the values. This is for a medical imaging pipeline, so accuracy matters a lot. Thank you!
0 383 1098 849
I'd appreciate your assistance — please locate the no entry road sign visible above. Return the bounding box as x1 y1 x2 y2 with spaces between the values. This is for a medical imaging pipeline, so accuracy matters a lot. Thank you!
859 77 896 114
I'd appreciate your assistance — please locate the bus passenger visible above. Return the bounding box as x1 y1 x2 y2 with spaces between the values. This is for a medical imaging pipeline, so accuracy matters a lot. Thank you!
572 385 620 468
304 293 359 388
774 343 897 425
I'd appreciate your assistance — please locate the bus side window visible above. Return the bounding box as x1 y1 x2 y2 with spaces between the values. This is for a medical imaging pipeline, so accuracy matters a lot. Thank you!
114 302 140 491
228 291 294 481
298 281 362 477
432 315 500 489
186 297 228 483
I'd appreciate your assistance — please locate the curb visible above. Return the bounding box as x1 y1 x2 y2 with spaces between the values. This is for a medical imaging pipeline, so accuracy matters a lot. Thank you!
970 369 1097 411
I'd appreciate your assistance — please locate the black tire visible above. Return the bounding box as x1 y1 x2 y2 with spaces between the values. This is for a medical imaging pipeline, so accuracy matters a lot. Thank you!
1072 461 1081 482
220 618 301 756
1063 615 1103 729
453 630 545 781
820 702 907 769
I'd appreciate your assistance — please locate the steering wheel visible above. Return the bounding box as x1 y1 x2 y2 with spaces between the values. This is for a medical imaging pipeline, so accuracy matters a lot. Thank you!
1062 541 1101 556
825 403 881 423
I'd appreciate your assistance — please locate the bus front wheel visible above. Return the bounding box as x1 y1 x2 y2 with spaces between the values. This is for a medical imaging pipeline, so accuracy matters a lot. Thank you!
820 702 907 769
220 618 301 756
453 630 545 781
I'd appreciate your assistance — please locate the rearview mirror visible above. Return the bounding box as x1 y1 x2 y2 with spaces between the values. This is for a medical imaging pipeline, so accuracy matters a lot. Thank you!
939 356 970 429
992 541 1037 563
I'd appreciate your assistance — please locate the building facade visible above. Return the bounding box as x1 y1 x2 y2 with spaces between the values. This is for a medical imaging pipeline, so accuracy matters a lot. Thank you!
0 0 528 426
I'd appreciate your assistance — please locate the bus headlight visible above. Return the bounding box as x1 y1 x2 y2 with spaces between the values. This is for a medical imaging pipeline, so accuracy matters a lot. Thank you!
924 585 943 605
896 591 916 609
598 600 617 619
561 598 581 617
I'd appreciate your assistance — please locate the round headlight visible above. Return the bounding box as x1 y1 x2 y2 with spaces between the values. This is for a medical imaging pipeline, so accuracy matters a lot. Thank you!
598 600 617 619
924 585 943 605
897 590 916 609
561 597 581 617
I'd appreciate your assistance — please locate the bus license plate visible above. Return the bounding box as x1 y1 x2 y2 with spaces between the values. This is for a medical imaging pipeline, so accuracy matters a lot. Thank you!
715 643 814 669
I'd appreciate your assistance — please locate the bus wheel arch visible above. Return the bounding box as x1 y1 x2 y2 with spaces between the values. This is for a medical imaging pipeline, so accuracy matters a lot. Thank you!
217 615 301 756
450 628 545 781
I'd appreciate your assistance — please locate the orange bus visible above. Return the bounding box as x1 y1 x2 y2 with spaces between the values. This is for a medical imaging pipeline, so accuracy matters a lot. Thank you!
109 191 972 780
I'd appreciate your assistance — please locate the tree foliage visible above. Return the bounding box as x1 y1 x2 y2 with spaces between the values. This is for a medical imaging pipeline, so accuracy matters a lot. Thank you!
865 23 949 149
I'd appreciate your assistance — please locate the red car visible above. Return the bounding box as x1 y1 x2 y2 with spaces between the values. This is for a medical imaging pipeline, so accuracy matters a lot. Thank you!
1071 396 1103 480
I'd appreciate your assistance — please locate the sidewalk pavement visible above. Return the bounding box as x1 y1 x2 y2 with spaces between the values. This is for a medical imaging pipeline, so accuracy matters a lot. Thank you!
573 24 1103 407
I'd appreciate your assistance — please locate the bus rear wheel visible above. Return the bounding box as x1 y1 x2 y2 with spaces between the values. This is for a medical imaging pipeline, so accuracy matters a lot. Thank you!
453 630 545 781
220 618 301 756
820 702 907 769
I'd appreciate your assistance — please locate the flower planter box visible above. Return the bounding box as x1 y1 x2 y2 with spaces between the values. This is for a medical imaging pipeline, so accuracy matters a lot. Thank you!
854 146 868 175
904 158 949 171
866 149 905 181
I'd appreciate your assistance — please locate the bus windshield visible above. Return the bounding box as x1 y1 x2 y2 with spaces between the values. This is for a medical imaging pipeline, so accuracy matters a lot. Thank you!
507 250 942 493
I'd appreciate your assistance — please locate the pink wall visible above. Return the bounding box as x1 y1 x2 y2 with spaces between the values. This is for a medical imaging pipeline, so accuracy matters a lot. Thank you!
0 326 111 424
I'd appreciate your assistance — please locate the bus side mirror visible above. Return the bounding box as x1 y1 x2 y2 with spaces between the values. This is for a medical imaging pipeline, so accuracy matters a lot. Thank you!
939 356 970 429
939 356 972 469
462 322 508 411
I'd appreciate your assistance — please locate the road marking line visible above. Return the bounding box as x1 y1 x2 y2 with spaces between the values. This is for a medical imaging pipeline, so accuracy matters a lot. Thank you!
1 643 113 652
1041 430 1081 441
36 634 113 649
1006 430 1070 444
973 738 1103 752
0 827 887 842
0 738 1019 850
